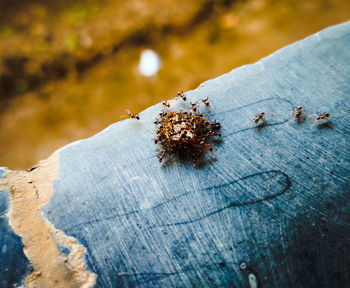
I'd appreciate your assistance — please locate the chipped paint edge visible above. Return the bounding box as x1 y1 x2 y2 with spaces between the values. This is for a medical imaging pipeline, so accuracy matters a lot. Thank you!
1 153 96 288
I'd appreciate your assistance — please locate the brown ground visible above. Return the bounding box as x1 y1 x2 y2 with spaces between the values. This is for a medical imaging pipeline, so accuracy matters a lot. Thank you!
0 0 349 169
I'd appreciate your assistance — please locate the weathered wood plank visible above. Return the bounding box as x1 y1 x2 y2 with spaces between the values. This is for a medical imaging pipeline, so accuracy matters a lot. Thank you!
1 21 350 287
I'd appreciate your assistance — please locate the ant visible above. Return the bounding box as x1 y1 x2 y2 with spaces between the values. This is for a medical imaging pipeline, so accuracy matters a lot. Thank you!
154 111 221 164
293 105 305 123
253 112 265 124
159 151 166 162
204 144 213 152
127 110 140 120
177 90 186 101
211 122 221 130
311 112 332 128
191 102 198 112
208 131 221 137
202 97 210 107
294 106 303 118
199 141 213 152
163 101 170 108
315 112 331 121
249 111 273 128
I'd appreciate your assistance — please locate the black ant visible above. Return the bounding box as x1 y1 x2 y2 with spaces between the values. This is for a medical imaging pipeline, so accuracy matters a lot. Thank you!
202 97 210 107
177 90 186 101
163 101 170 108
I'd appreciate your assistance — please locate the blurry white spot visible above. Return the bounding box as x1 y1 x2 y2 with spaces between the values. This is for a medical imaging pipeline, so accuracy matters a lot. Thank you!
248 273 258 288
138 49 161 77
80 31 93 48
240 262 247 270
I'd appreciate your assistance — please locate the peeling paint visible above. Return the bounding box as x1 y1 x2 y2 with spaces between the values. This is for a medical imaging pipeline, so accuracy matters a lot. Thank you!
1 153 96 288
0 168 31 287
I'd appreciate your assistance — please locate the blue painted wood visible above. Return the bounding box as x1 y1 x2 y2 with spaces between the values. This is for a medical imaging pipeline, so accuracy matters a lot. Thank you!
0 168 32 287
1 22 350 287
41 21 350 287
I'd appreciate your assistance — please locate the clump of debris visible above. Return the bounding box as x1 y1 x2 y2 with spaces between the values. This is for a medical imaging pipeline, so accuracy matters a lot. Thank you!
154 111 221 163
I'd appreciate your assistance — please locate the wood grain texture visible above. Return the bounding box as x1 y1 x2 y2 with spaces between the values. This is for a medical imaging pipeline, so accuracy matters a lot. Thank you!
2 22 350 287
42 22 350 287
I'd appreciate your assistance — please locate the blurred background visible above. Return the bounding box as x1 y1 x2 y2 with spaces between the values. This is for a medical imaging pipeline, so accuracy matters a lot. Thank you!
0 0 349 169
